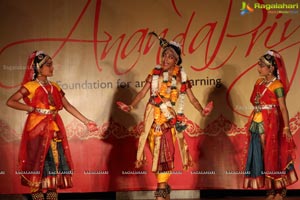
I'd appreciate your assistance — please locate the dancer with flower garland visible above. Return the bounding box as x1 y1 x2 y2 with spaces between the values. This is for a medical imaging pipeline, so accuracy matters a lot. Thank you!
243 50 298 200
6 51 98 200
117 32 213 200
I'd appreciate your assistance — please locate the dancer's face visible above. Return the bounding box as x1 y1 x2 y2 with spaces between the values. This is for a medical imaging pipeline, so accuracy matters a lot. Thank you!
39 58 54 77
257 59 273 77
161 49 177 70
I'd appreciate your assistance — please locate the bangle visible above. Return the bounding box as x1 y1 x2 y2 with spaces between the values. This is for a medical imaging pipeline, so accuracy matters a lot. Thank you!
283 126 290 130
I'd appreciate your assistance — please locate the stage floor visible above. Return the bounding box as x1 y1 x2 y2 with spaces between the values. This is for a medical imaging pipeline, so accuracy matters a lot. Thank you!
1 190 300 200
1 196 300 200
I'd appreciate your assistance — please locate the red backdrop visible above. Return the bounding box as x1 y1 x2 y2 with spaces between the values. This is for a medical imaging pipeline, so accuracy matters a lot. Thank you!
0 0 300 194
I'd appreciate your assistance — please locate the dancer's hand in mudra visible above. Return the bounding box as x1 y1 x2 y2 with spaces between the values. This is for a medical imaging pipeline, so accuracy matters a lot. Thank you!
116 101 133 112
283 127 292 142
135 160 144 168
202 101 214 116
85 121 98 132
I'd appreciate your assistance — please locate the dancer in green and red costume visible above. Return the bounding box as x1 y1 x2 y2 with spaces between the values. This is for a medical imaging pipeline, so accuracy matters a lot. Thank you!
244 50 298 200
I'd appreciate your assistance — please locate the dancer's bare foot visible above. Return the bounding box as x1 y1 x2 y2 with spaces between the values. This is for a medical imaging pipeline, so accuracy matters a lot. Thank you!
265 194 275 200
274 193 283 200
155 182 171 200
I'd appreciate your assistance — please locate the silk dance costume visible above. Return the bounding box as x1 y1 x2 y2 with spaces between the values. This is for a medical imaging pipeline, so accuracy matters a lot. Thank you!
17 52 73 199
244 50 298 198
136 63 193 195
7 51 97 200
19 80 73 190
117 32 213 200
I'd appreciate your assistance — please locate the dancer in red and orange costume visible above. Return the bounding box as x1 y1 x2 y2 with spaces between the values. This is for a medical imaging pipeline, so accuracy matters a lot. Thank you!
7 51 98 200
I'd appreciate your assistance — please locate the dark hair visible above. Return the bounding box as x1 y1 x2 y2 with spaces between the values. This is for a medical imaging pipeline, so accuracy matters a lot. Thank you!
261 50 278 78
162 45 182 65
32 52 50 79
148 32 182 65
167 44 182 65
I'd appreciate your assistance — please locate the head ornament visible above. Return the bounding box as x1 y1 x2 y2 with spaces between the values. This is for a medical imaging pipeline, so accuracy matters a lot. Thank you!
149 32 182 65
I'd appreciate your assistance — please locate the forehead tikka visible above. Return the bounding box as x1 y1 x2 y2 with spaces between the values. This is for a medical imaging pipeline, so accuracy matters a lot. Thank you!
37 55 50 69
259 56 271 67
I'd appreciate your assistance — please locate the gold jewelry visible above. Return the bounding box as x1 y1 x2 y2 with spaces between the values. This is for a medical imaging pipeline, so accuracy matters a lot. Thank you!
36 78 49 85
283 127 290 130
46 190 58 200
36 79 55 106
259 56 271 66
31 191 44 200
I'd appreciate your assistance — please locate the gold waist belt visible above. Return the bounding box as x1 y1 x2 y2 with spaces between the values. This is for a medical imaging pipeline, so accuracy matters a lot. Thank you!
254 104 277 112
53 138 62 142
35 108 57 115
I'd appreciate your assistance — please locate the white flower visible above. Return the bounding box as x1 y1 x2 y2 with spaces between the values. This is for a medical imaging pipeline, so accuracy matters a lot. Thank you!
266 50 274 56
151 65 188 123
169 41 181 49
181 68 187 82
36 51 44 56
163 71 168 81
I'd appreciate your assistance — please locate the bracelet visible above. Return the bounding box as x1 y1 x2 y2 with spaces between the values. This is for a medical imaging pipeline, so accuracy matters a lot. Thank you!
283 126 290 130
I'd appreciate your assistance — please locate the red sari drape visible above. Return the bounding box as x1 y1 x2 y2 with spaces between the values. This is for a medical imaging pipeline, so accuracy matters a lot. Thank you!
18 81 73 190
245 78 298 189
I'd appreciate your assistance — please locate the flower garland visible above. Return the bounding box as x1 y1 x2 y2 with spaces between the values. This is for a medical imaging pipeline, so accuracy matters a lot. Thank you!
151 65 188 134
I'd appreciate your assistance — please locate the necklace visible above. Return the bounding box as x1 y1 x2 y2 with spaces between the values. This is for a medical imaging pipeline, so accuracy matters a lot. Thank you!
263 76 276 84
254 77 276 107
36 79 55 106
151 65 188 130
38 79 49 85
